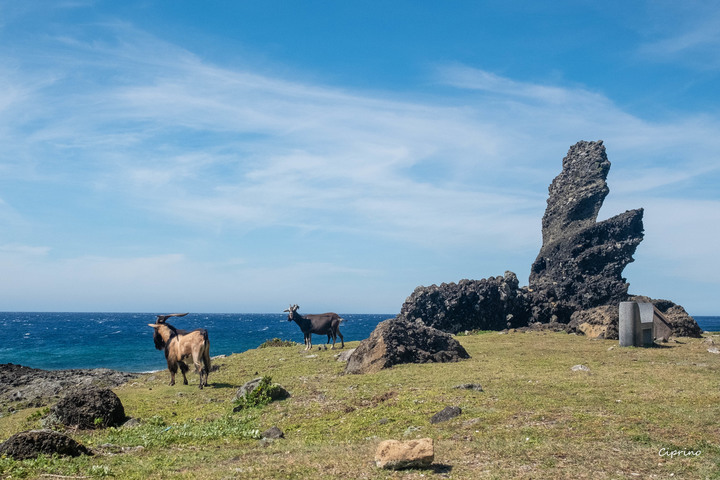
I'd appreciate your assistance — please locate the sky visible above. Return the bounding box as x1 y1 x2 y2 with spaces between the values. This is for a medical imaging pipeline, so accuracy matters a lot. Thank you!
0 1 718 315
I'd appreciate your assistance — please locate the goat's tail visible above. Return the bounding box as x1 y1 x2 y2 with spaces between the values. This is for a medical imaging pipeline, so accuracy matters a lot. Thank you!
202 330 211 377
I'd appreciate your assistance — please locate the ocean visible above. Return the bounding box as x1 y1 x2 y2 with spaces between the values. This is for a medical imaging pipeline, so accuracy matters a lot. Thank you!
0 312 391 373
2 313 719 373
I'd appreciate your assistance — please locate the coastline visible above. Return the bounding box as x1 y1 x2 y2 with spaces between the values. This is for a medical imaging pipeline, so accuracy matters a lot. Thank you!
0 363 138 412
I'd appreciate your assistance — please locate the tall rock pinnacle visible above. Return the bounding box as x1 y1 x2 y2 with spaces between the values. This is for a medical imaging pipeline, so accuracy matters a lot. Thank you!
529 140 644 321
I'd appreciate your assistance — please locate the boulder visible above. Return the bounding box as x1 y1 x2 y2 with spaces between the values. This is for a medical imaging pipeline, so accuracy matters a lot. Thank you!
529 141 644 322
50 387 126 429
345 318 470 374
398 272 529 333
0 429 91 460
375 438 434 470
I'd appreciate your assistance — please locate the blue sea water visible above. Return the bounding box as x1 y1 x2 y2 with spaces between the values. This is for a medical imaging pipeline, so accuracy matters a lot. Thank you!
696 316 720 333
2 313 718 373
0 312 391 373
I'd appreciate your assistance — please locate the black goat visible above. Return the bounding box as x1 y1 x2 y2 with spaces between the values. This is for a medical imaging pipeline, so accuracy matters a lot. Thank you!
149 313 211 389
284 304 344 351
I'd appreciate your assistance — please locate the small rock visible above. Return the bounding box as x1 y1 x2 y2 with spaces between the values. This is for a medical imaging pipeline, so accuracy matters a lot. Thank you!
571 364 591 372
707 347 720 354
375 438 434 470
122 417 141 428
403 426 422 437
235 377 290 402
305 354 318 358
430 406 462 424
261 426 284 439
335 348 357 362
453 383 483 392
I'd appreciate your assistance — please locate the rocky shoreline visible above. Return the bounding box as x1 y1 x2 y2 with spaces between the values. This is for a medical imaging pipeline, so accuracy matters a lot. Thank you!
0 363 137 413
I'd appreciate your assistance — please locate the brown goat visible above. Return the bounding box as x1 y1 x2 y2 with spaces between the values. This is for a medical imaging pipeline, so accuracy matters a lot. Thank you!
149 313 211 389
284 304 344 351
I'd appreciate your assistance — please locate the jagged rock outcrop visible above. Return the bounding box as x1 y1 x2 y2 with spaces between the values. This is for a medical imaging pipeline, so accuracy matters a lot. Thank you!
345 318 469 374
0 429 91 460
528 140 644 323
398 272 529 334
394 140 701 338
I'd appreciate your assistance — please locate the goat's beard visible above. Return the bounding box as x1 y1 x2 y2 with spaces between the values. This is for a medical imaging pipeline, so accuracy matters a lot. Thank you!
153 330 165 350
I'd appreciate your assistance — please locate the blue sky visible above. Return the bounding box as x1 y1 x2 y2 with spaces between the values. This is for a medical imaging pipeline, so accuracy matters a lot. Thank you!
0 1 718 314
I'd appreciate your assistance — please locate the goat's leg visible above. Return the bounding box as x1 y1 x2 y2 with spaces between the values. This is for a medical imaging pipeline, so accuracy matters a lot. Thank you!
338 328 344 349
202 347 211 387
305 334 311 350
178 361 189 385
168 362 177 386
192 356 204 390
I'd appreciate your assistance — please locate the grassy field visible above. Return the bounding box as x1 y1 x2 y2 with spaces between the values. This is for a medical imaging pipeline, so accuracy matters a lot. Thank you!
1 331 719 479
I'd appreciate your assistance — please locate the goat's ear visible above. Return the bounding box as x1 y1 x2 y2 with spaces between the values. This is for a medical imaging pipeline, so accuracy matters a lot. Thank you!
148 324 160 329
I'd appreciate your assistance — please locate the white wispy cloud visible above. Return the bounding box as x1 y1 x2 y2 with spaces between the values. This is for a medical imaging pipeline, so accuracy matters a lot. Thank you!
1 17 718 312
637 1 720 68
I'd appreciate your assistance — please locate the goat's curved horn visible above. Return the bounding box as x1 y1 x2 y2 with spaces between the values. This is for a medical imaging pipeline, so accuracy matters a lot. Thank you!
156 313 189 323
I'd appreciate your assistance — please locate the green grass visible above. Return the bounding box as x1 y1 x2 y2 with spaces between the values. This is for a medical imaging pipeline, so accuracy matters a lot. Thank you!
1 332 719 479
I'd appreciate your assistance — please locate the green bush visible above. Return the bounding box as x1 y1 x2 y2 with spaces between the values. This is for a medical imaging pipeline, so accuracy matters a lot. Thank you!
258 338 296 348
233 376 284 411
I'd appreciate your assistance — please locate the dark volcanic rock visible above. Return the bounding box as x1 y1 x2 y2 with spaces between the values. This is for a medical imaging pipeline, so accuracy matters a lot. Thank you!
529 140 644 322
398 271 529 333
430 406 462 424
0 364 137 409
0 429 91 460
345 317 470 374
50 387 126 429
